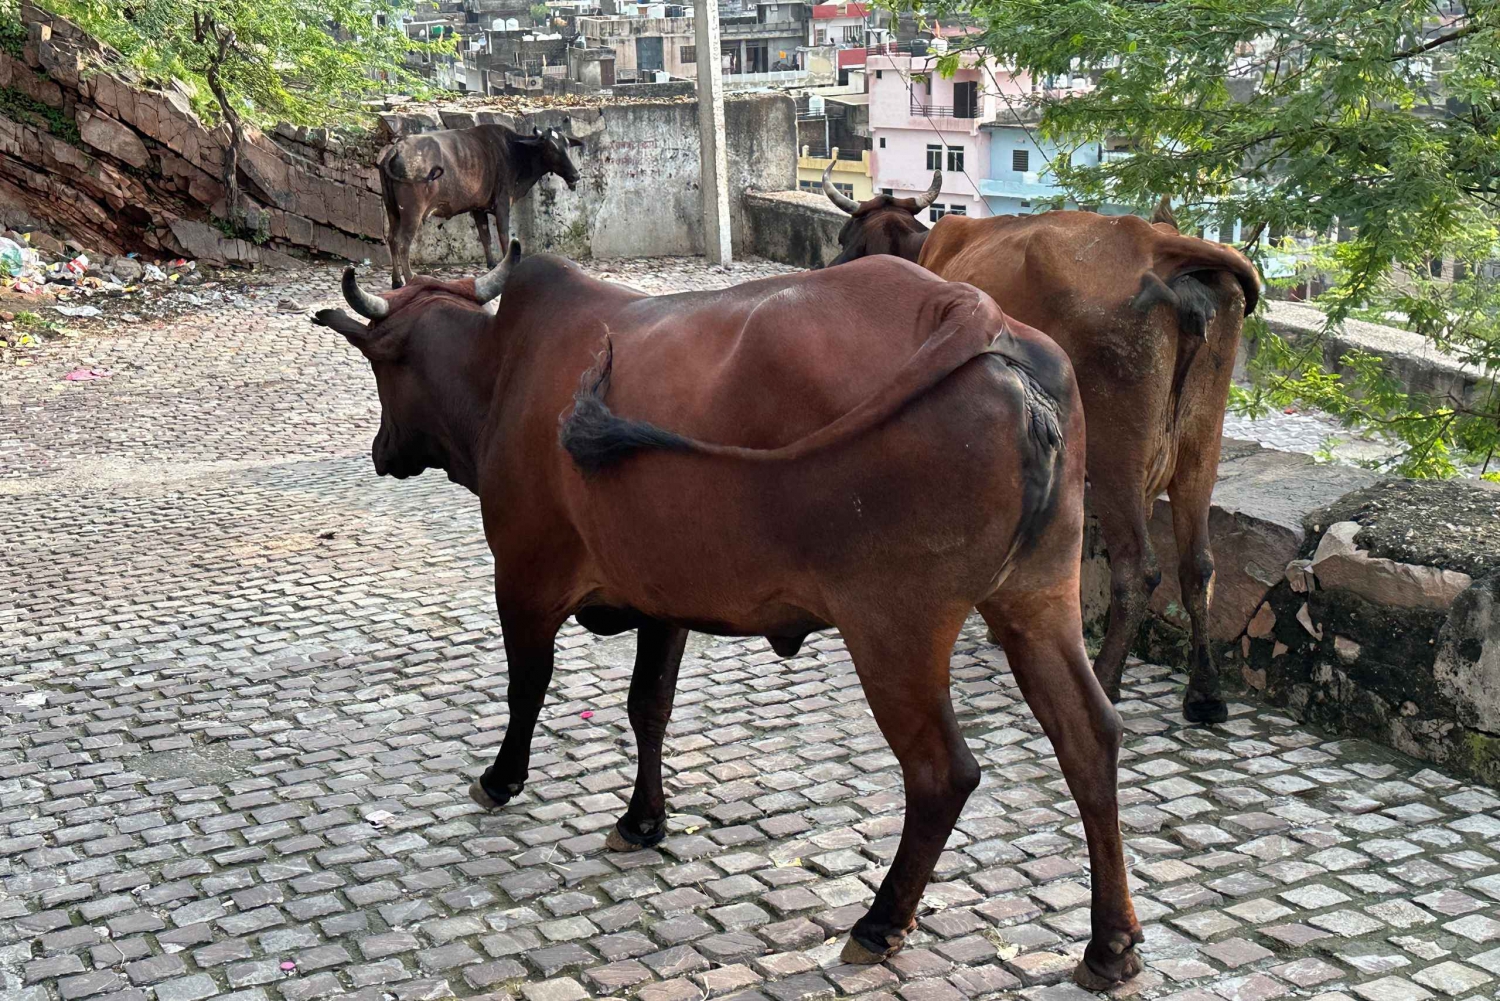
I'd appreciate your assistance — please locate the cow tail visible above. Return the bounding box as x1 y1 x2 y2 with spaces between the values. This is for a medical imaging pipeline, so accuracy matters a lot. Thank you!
559 293 1016 475
1131 232 1263 339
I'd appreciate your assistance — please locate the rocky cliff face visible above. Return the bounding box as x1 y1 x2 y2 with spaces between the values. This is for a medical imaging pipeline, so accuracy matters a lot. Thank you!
0 2 387 268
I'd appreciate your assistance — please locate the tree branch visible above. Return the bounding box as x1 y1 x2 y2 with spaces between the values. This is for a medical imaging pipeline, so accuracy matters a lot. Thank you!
1391 20 1478 60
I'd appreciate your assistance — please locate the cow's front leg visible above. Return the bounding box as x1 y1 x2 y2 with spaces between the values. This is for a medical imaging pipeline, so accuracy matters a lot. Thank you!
606 620 688 850
470 614 560 810
491 200 511 253
471 209 497 269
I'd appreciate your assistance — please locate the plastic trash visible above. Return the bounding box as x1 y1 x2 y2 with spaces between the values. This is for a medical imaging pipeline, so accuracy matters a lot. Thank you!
142 263 166 281
54 304 102 318
64 254 89 275
63 368 111 381
0 237 23 274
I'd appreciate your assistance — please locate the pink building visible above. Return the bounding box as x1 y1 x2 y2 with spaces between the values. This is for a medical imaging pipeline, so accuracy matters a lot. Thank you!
866 46 1039 221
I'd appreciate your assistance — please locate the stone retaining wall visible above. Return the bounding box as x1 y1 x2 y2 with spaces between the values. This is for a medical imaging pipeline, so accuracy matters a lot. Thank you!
1082 446 1500 784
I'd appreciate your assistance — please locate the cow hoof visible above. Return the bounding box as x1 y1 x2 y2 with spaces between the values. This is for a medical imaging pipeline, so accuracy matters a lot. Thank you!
1183 695 1228 725
841 918 915 964
467 777 523 811
605 817 666 852
1074 929 1144 990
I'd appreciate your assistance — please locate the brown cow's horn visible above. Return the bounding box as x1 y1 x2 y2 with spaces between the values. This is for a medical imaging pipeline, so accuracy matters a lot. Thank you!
341 267 389 319
473 240 522 303
912 170 943 210
822 158 859 214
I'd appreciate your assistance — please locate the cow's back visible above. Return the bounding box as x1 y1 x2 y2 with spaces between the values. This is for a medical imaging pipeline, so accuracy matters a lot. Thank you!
578 255 1002 451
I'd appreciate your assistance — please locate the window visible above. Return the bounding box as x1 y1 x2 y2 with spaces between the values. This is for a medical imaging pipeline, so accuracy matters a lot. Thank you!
878 137 886 148
841 24 861 42
881 187 893 195
798 179 815 191
925 144 943 170
952 80 977 118
946 146 963 172
948 204 966 216
681 44 695 63
929 203 946 221
876 69 882 79
1012 148 1029 173
835 182 854 197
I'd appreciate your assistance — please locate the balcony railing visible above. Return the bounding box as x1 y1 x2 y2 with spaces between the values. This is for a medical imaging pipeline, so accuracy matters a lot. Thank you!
801 144 867 160
910 99 975 119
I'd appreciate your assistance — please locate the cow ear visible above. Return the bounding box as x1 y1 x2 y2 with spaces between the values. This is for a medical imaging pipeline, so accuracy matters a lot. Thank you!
566 136 584 148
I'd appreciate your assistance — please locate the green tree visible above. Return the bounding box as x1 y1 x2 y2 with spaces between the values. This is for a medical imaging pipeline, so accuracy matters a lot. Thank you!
530 2 552 25
41 0 431 227
915 0 1500 479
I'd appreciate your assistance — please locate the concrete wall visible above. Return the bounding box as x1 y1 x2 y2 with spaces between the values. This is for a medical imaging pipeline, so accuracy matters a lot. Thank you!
410 93 797 263
743 190 845 269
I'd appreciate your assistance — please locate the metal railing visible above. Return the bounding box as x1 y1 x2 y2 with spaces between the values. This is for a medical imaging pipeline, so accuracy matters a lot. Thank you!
864 41 915 55
909 99 976 119
801 144 867 160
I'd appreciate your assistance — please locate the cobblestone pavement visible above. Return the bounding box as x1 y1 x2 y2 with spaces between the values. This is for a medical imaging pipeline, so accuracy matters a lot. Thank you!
5 260 1499 1001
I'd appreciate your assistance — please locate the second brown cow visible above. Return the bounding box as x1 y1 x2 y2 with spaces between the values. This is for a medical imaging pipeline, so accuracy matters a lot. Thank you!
824 183 1260 723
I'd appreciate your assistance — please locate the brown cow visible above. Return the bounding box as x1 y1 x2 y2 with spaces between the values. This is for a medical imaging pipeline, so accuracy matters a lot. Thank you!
379 124 583 289
822 162 941 265
823 190 1260 724
316 250 1144 986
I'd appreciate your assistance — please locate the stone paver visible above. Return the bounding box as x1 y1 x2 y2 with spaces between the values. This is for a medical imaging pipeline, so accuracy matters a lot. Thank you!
2 259 1498 1001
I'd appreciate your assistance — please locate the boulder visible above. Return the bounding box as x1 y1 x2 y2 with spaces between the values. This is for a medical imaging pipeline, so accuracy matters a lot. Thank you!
76 108 149 169
1432 572 1500 737
25 229 66 255
1310 521 1474 611
1247 478 1500 785
107 255 143 281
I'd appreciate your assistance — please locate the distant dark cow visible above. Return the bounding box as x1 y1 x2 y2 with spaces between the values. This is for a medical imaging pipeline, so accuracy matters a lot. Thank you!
822 162 941 265
315 251 1145 986
824 187 1260 724
378 123 583 288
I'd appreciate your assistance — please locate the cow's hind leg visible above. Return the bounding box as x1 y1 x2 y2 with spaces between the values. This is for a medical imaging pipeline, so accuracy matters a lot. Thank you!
605 620 688 851
837 605 976 963
1091 497 1159 704
470 614 561 810
472 210 498 269
1168 454 1228 724
980 586 1143 987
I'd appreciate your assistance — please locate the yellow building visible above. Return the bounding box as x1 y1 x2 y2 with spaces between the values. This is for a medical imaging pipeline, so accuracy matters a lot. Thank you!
797 147 874 204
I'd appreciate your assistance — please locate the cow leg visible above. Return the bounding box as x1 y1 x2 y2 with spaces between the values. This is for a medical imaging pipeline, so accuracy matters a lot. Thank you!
605 620 688 851
469 614 560 810
979 587 1143 988
385 207 404 290
391 213 421 289
1091 498 1159 704
837 606 976 963
1168 456 1228 724
491 200 511 252
472 210 498 269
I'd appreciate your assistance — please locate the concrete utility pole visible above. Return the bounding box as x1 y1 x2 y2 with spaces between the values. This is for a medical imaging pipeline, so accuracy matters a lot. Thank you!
693 0 733 265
